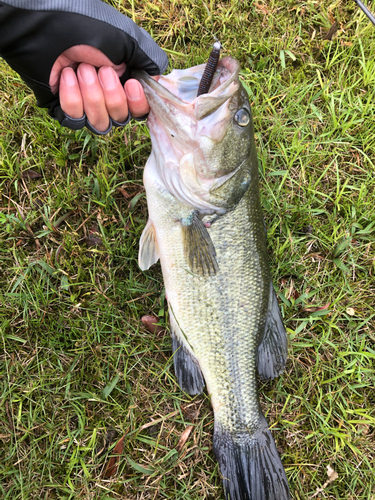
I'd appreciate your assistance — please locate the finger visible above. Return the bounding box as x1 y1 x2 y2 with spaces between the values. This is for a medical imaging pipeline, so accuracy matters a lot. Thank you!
59 67 84 118
64 45 126 77
77 63 110 132
50 45 126 93
98 66 129 123
124 79 150 118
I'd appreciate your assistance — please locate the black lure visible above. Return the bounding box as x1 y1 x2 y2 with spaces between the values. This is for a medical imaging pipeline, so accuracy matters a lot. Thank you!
197 41 221 96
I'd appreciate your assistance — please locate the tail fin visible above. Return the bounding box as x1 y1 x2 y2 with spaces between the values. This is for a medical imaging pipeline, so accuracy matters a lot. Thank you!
213 418 290 500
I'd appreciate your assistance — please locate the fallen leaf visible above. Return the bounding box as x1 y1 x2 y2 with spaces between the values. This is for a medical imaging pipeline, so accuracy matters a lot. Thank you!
346 307 355 316
102 435 125 478
292 289 300 300
327 464 338 481
309 464 338 499
118 187 131 199
21 170 41 179
176 425 194 452
141 315 164 335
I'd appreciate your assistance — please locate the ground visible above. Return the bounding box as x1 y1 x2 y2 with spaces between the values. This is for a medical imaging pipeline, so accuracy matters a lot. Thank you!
0 1 374 499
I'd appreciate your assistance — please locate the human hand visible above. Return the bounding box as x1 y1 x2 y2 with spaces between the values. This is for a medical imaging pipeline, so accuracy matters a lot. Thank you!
0 0 168 135
51 45 151 133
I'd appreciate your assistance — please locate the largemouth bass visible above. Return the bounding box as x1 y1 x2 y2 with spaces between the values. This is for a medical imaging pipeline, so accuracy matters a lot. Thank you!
135 57 290 500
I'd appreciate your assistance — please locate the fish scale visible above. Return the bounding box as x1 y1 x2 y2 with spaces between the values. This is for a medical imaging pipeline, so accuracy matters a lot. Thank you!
135 56 290 499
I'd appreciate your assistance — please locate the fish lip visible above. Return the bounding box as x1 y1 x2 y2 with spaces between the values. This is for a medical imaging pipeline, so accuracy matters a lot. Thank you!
131 69 185 108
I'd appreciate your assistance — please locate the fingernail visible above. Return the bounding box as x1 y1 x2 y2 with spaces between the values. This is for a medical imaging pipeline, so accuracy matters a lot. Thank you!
62 68 76 87
79 64 96 84
99 67 118 90
125 80 142 100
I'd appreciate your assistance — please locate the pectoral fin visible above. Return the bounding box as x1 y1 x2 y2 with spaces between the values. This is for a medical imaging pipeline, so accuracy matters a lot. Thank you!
138 219 160 270
181 212 219 277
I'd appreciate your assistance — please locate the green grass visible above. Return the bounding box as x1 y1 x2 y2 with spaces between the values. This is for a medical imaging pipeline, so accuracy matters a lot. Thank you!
1 1 375 499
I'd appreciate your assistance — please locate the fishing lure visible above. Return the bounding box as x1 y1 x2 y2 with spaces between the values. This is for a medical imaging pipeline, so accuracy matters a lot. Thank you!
197 41 221 96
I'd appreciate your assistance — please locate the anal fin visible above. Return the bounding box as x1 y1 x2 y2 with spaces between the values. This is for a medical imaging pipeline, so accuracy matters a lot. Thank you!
181 212 219 277
257 282 288 379
138 219 159 270
170 310 205 395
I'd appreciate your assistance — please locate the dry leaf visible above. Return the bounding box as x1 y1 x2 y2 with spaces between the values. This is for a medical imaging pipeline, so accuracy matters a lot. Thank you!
141 315 164 335
176 425 194 452
21 170 41 179
292 289 300 300
102 435 125 478
118 187 131 199
326 465 338 481
309 464 338 499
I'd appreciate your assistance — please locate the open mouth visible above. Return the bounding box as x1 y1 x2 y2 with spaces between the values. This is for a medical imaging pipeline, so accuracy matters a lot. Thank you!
132 56 240 117
157 57 240 104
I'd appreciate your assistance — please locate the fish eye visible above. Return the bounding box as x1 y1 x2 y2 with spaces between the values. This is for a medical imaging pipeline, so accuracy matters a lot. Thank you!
234 108 250 127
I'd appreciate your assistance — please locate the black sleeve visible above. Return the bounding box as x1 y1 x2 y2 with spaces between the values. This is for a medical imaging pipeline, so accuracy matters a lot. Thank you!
0 0 168 131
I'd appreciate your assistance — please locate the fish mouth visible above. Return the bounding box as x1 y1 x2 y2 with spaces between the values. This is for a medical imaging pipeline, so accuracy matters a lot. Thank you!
133 57 244 215
132 56 240 121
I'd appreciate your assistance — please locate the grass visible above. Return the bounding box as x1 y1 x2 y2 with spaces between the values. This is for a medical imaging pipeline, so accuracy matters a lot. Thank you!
1 0 375 499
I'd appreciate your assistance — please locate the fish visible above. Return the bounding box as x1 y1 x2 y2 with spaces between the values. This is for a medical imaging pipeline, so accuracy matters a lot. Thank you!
134 56 290 500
